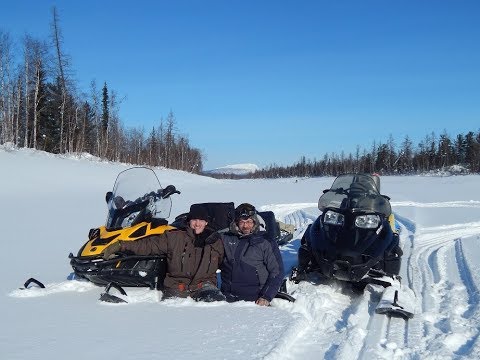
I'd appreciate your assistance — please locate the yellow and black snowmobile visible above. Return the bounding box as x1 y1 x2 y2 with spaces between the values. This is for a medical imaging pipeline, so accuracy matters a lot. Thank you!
69 167 180 291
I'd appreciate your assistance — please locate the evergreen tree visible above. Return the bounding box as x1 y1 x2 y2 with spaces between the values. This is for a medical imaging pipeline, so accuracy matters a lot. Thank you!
101 82 109 136
454 134 466 164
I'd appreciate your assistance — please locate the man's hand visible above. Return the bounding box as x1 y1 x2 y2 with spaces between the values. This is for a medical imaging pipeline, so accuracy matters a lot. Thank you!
103 241 122 260
255 297 270 306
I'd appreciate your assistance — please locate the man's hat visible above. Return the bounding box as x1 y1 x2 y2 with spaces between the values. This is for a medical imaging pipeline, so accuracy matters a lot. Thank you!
235 203 256 221
187 204 209 222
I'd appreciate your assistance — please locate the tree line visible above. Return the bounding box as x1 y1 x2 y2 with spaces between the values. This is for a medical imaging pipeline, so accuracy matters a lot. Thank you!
0 8 203 173
207 130 480 179
2 10 479 179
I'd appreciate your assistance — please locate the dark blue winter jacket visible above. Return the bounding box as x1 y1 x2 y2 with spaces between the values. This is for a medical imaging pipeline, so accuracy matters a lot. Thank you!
220 220 284 302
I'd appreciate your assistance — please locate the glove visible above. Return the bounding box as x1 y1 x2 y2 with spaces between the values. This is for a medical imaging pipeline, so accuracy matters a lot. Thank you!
103 241 122 260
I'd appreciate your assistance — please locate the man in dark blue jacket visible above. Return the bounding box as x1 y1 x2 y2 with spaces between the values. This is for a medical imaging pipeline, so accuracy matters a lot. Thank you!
220 203 284 306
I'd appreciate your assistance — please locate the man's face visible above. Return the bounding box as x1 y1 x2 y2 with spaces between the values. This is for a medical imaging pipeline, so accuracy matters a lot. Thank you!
189 219 208 234
238 218 255 235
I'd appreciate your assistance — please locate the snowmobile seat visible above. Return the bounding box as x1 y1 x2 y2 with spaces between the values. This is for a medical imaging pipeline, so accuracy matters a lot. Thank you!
171 202 235 232
258 211 293 245
201 202 235 231
258 211 280 241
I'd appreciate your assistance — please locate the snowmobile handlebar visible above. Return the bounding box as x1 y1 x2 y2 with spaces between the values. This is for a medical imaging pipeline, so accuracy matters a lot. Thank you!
104 185 180 206
161 185 181 199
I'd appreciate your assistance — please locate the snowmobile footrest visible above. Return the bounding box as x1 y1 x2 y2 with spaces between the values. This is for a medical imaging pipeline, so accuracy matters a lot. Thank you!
99 282 128 303
375 286 415 319
22 278 45 289
275 291 296 302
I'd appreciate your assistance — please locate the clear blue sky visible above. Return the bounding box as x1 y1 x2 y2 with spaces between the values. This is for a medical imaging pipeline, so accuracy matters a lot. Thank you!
2 1 480 169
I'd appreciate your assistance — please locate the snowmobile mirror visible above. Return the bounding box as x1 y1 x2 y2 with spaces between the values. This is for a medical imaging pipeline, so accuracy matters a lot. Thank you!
161 185 181 199
322 189 329 193
382 194 391 201
105 191 113 203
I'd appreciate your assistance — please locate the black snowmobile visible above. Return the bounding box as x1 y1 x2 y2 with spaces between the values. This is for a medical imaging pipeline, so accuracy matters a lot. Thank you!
69 167 180 296
290 173 414 318
292 173 401 284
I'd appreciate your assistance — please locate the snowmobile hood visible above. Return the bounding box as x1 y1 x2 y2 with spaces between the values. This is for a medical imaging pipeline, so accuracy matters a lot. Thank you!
79 221 175 258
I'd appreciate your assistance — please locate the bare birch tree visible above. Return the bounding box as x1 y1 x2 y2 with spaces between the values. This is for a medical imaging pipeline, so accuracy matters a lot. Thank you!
0 31 14 144
51 6 72 153
31 40 48 149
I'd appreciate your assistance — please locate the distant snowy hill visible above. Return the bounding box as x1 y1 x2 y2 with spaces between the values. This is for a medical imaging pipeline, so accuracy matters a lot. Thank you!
204 163 260 175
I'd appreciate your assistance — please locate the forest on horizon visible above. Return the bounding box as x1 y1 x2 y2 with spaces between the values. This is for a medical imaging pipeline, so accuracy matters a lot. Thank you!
1 8 479 178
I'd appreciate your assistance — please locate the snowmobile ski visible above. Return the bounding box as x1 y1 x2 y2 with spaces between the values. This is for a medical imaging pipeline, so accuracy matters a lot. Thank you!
375 283 415 319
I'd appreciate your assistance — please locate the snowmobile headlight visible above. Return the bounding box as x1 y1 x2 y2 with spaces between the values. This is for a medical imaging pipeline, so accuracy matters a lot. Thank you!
324 210 345 226
355 214 381 229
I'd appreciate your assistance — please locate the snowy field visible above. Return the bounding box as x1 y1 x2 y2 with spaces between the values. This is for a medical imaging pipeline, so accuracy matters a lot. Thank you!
1 145 480 360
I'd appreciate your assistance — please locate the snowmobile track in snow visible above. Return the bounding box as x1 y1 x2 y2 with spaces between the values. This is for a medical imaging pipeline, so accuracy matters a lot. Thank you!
392 207 480 358
454 239 479 319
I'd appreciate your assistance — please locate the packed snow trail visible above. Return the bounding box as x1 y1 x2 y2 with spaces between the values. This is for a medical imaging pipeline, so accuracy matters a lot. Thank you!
405 218 480 358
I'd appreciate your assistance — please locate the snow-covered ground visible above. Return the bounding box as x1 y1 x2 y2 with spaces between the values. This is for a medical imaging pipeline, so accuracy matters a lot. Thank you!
1 146 480 359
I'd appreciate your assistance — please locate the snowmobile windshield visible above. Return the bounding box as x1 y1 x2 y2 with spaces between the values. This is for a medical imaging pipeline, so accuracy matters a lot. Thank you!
105 167 172 230
318 174 391 216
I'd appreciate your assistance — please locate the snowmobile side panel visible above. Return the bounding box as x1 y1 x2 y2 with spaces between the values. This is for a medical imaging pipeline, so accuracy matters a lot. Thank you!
70 254 167 289
79 223 175 258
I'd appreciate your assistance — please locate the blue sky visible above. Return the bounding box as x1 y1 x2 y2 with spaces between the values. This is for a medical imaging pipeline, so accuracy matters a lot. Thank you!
1 1 480 169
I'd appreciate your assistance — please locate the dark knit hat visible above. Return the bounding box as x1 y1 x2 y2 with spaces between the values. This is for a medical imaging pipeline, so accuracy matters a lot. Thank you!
235 203 256 221
187 204 209 222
